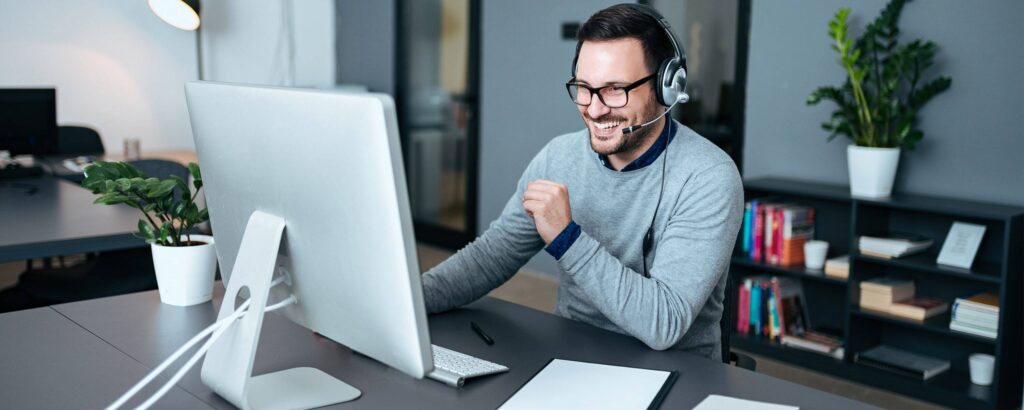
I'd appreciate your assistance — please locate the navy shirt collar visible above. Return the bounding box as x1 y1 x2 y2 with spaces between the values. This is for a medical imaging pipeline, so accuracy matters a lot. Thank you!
598 118 675 172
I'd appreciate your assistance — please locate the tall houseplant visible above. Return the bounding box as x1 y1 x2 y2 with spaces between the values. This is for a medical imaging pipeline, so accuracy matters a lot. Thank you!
82 161 217 306
807 0 951 197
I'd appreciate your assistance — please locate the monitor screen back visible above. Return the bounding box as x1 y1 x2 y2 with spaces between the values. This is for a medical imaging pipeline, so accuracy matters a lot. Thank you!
0 89 57 156
185 82 432 379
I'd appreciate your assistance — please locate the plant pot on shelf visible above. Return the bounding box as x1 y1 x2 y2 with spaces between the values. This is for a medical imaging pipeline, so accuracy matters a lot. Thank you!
151 234 217 306
847 145 900 198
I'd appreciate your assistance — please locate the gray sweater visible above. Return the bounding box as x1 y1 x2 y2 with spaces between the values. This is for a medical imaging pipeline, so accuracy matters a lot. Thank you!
421 121 743 359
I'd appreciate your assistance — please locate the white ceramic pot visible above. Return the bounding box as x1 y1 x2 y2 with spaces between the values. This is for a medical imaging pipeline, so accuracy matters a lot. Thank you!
847 145 900 198
151 234 217 306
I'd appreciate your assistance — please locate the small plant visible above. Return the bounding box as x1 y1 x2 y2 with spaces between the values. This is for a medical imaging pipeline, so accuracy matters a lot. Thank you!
82 161 209 246
807 0 952 150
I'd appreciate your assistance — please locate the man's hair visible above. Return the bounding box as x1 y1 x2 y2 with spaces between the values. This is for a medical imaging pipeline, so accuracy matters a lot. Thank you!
575 4 676 76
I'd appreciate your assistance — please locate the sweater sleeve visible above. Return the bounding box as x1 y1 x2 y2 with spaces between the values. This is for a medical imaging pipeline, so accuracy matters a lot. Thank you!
555 162 743 350
419 148 548 314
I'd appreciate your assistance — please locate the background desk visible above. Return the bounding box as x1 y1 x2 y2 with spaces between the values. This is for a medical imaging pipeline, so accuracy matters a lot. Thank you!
0 284 875 409
0 176 143 263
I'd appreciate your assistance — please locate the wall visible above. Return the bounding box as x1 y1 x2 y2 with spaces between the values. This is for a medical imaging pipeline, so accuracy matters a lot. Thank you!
0 0 336 152
478 0 622 276
335 0 395 94
744 0 1024 205
0 0 196 152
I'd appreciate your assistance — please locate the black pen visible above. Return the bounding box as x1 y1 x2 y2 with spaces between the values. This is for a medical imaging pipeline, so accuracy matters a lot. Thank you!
470 321 494 345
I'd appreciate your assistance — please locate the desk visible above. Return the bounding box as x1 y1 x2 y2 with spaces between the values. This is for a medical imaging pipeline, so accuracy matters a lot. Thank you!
0 176 143 263
0 284 874 409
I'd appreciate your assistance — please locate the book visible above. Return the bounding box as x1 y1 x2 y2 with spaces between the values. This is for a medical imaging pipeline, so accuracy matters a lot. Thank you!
859 233 934 258
949 321 998 339
772 277 808 338
736 280 751 335
780 206 814 267
824 255 849 279
742 202 753 253
956 291 999 314
854 345 950 380
859 277 915 296
780 329 844 360
888 298 949 321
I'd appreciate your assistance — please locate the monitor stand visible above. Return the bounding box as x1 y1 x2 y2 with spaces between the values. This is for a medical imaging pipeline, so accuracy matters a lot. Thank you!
201 210 360 409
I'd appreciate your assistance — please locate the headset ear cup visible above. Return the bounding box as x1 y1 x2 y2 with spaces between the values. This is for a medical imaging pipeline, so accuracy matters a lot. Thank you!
657 58 680 106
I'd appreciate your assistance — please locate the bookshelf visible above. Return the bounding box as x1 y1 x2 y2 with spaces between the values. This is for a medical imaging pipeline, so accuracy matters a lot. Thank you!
730 177 1023 409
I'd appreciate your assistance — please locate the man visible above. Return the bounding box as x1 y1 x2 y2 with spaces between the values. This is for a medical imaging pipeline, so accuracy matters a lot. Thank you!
421 4 743 360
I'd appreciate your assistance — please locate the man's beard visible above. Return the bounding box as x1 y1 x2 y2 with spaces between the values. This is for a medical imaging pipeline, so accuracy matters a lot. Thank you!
587 112 660 156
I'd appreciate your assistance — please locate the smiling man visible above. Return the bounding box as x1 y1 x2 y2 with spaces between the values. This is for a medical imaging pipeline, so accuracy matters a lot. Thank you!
421 3 743 360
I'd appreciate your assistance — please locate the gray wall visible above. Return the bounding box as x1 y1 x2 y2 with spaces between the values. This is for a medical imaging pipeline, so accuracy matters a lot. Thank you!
744 0 1024 205
335 0 395 94
479 0 621 276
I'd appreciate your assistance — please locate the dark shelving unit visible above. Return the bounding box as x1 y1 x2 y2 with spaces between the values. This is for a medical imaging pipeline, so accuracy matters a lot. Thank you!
730 177 1023 409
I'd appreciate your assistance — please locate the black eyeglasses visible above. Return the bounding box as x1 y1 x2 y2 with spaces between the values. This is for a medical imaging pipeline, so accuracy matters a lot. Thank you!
565 74 656 108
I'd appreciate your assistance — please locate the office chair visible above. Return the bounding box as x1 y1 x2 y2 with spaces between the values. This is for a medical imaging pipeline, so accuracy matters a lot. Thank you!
0 160 194 312
57 125 105 156
722 271 757 371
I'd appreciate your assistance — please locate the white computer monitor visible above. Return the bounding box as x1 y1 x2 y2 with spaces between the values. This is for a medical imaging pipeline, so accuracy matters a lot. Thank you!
185 82 432 409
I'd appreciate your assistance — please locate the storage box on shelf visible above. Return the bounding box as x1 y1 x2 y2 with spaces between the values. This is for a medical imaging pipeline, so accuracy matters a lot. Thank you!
729 177 1022 410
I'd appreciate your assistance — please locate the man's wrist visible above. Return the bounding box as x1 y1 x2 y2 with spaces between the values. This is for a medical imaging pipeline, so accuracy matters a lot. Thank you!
544 220 581 260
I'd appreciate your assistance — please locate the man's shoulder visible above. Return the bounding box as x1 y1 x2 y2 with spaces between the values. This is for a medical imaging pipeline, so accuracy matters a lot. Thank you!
670 122 739 177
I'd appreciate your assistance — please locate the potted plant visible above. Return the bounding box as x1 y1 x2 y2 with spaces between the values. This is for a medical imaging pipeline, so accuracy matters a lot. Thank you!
807 0 951 197
82 161 215 306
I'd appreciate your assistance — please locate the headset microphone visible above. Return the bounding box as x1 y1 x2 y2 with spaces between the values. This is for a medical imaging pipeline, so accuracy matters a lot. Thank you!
621 93 688 135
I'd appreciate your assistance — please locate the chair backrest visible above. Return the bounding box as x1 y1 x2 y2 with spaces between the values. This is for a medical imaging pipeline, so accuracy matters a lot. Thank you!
721 270 735 364
57 125 105 156
128 159 190 197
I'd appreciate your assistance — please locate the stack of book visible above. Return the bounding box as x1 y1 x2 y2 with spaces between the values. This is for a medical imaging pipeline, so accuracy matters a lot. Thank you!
859 277 915 313
854 345 950 380
858 234 933 259
780 329 845 360
889 297 949 321
949 291 999 339
824 255 849 280
741 200 815 267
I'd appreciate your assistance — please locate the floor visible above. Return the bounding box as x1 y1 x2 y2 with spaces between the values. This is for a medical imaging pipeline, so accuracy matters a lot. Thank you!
0 245 946 409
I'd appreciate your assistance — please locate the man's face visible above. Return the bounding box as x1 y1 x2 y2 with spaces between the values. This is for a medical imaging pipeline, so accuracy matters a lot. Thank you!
574 38 661 156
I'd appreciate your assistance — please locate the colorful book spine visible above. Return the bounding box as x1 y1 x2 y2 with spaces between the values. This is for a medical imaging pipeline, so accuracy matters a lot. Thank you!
753 201 765 262
750 281 762 336
742 202 753 253
737 281 750 335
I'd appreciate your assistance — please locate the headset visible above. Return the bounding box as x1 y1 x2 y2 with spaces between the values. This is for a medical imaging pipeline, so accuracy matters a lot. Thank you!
571 4 688 277
570 3 689 110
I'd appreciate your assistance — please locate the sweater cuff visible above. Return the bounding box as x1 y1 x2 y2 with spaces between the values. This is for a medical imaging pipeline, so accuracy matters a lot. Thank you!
544 220 581 260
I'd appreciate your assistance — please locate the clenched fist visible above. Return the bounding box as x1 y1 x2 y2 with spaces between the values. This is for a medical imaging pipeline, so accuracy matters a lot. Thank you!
522 179 572 244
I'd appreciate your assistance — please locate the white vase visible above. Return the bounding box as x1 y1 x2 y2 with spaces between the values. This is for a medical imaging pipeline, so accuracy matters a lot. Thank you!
847 145 900 198
151 234 217 306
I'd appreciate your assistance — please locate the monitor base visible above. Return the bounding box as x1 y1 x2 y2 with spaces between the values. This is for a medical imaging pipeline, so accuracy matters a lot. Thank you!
248 367 360 409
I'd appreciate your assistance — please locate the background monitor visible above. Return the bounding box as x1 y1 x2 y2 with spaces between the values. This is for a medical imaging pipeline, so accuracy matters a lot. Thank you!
185 82 433 397
0 88 57 156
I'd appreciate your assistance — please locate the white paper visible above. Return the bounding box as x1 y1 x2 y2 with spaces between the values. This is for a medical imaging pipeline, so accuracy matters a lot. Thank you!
692 395 799 410
936 222 986 269
499 359 671 410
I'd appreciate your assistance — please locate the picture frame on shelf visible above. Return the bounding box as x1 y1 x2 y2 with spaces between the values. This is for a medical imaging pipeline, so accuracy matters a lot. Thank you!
936 222 986 270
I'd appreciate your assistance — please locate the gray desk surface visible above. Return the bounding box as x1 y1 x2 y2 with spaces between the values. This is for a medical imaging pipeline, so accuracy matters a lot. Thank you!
0 306 210 409
39 285 874 409
0 176 144 262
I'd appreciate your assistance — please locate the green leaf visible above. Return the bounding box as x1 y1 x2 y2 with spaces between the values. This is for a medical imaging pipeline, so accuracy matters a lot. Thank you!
94 193 130 205
138 219 157 243
159 221 173 245
187 163 203 190
147 180 177 198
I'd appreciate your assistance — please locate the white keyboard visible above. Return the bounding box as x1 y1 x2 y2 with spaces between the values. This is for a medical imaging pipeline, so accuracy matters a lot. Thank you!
427 344 509 387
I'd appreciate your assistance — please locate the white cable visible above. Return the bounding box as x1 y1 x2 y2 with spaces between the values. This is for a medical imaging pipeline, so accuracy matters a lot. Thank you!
135 295 298 410
107 277 288 410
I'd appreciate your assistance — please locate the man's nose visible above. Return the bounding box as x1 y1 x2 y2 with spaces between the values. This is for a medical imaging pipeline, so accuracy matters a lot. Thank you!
587 95 611 119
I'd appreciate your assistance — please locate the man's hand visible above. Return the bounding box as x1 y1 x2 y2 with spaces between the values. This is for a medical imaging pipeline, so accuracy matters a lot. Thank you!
522 179 572 244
